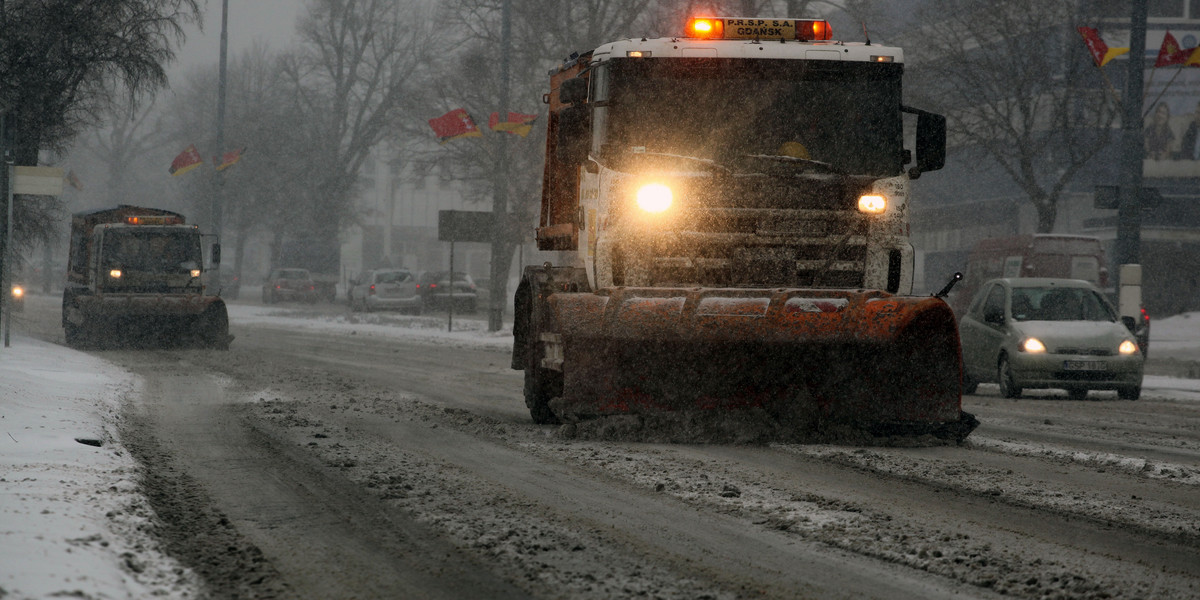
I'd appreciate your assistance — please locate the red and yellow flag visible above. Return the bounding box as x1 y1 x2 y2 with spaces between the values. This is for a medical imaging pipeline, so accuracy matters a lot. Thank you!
488 111 538 137
428 109 482 143
1186 46 1200 67
169 144 203 176
1155 30 1191 67
1077 26 1129 67
214 147 245 171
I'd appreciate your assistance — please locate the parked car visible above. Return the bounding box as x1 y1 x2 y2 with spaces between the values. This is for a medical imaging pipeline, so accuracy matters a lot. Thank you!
417 271 477 312
348 269 422 314
958 278 1144 400
262 268 318 304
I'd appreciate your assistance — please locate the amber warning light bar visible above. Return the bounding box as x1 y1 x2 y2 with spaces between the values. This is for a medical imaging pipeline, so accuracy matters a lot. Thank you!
125 215 184 225
686 17 832 41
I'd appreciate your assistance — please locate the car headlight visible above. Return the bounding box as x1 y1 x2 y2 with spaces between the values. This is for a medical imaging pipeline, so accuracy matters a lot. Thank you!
11 285 23 299
191 269 202 278
1118 340 1138 355
1022 337 1046 353
857 194 886 214
636 183 673 213
109 269 122 279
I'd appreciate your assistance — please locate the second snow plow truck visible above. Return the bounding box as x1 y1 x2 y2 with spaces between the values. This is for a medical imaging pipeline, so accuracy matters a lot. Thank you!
512 16 976 441
62 205 231 349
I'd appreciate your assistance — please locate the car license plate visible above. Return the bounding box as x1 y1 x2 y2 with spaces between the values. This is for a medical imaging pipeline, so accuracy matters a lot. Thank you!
1063 360 1107 371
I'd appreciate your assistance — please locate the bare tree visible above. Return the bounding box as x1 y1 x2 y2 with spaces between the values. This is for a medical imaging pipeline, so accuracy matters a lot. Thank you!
907 0 1119 232
277 0 438 250
0 0 200 287
163 43 321 286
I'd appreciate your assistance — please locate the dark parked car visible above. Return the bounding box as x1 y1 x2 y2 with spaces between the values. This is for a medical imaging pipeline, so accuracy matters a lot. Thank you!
262 268 318 304
418 271 477 312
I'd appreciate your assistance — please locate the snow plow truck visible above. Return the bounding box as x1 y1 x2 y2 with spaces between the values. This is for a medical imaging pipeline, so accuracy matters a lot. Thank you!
511 16 977 441
62 205 231 349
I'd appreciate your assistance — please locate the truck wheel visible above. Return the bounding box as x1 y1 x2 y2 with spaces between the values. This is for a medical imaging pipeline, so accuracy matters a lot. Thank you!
524 366 562 425
64 321 83 348
198 304 230 350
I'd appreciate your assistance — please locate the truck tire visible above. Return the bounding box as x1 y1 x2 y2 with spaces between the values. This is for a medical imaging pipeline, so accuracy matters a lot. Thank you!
197 303 231 350
524 365 562 425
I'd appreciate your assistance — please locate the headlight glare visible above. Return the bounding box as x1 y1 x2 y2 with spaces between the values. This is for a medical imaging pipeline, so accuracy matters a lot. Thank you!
1022 337 1046 353
636 183 673 213
857 194 886 214
1118 340 1138 355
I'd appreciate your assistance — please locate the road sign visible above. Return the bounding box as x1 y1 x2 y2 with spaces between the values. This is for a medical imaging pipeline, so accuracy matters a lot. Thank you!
13 166 65 196
438 210 493 242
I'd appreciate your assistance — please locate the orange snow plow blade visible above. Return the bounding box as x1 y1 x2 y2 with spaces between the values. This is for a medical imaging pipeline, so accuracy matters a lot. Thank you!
546 287 977 441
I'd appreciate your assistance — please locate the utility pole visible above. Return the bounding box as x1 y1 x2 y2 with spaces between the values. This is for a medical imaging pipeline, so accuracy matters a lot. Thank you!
212 0 229 241
1115 0 1148 270
488 0 512 332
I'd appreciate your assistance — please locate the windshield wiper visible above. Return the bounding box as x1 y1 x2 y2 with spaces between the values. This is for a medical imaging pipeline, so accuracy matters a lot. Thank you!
631 151 732 174
742 153 846 176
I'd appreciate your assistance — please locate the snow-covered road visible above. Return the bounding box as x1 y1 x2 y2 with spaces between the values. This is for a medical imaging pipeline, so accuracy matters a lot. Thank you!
3 295 1200 598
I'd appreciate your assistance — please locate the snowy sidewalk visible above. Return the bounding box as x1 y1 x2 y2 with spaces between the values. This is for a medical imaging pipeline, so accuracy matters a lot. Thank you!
0 335 199 599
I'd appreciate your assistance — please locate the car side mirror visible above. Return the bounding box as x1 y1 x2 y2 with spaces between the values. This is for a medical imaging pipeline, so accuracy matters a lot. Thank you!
1121 315 1137 332
984 308 1005 325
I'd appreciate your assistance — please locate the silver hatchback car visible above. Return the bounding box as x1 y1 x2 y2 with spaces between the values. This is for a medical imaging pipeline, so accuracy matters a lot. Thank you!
348 269 422 314
959 278 1144 400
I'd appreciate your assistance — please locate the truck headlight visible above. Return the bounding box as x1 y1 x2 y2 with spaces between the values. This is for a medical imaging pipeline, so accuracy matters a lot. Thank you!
109 269 122 279
1118 340 1138 355
857 194 887 214
636 183 673 213
191 269 201 278
11 285 23 299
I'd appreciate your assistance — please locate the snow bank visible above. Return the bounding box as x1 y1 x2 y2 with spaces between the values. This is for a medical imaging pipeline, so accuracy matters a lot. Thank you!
0 336 199 599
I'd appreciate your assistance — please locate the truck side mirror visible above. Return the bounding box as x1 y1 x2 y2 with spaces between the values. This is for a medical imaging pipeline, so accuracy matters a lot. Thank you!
211 243 221 267
915 111 946 174
557 105 591 164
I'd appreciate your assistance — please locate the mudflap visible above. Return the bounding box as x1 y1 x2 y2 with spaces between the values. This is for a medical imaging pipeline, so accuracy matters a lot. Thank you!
545 287 976 442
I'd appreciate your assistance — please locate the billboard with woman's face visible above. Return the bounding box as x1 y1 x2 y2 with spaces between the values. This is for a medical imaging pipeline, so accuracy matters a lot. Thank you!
1144 30 1200 178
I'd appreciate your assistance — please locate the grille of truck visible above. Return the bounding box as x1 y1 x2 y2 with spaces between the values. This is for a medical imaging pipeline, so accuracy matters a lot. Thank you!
641 206 869 288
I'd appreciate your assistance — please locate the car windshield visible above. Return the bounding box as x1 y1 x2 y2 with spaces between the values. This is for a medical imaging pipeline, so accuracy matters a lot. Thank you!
1010 287 1116 322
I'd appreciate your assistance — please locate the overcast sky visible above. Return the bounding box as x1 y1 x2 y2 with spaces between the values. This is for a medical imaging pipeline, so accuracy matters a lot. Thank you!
169 0 304 85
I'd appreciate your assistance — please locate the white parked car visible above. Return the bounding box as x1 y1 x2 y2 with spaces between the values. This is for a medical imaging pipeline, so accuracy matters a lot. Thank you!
958 278 1144 400
348 269 422 314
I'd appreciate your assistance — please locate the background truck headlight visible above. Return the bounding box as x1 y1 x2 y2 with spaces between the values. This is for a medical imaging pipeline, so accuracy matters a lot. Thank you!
857 194 886 214
636 183 673 213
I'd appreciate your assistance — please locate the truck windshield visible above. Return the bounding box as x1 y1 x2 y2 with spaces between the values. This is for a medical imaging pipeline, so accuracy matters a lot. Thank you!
103 229 201 273
603 58 904 176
